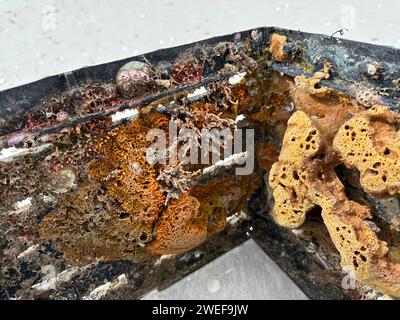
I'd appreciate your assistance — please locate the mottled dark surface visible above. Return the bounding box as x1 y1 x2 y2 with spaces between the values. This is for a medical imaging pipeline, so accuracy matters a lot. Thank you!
2 27 400 300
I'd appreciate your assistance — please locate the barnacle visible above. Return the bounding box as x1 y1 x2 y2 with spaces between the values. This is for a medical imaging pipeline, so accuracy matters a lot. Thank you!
356 89 384 108
116 61 153 98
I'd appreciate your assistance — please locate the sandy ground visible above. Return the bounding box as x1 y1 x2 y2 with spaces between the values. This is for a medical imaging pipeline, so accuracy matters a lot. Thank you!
0 0 397 299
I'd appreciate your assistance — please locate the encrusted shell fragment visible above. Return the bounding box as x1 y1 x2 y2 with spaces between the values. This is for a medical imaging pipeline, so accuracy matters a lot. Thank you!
116 61 152 98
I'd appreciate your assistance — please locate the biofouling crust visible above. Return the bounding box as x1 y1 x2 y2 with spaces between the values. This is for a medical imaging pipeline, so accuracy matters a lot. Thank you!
269 65 400 297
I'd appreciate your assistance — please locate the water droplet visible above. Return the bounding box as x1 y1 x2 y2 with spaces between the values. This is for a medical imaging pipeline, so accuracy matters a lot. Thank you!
207 279 221 293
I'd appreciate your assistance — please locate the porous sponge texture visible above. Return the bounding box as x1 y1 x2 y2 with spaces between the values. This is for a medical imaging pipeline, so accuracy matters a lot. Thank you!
86 110 169 243
40 104 259 262
148 175 259 255
269 108 400 297
40 182 152 263
334 105 400 197
269 111 320 228
148 193 207 255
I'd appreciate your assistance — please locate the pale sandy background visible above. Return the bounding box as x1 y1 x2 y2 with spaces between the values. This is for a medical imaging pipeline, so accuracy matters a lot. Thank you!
0 0 397 299
1 0 399 91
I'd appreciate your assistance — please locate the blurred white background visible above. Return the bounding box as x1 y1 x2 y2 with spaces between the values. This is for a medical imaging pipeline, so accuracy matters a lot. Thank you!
0 0 399 91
